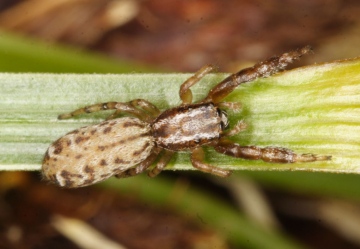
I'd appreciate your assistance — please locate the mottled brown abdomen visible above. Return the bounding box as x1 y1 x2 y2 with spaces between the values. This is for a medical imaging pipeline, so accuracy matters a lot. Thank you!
42 117 153 188
152 103 224 151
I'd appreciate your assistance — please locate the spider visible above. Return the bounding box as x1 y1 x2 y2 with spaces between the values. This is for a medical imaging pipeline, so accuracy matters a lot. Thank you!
42 46 331 188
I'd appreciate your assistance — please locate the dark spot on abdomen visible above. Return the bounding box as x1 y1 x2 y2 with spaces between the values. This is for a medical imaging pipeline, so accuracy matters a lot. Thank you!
114 157 131 164
53 140 63 154
98 145 106 151
75 136 89 144
75 154 83 159
103 127 112 134
84 165 94 174
132 142 150 156
123 121 145 128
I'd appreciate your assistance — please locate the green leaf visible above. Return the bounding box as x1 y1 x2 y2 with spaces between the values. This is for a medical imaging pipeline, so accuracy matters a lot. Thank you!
0 31 151 73
1 57 360 172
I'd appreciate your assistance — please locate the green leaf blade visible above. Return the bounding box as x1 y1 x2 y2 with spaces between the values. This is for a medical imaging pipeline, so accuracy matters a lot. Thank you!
1 58 360 173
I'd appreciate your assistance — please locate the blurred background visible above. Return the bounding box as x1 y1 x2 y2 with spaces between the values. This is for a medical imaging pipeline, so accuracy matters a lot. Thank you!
1 0 360 248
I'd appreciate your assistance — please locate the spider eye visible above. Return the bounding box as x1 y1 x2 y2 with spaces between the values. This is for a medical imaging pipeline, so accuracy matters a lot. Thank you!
217 109 229 130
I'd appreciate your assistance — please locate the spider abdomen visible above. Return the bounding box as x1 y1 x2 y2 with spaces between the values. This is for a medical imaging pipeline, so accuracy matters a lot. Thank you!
42 117 153 188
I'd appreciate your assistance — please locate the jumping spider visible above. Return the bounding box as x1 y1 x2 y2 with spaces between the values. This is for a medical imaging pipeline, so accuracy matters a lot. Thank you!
42 46 331 188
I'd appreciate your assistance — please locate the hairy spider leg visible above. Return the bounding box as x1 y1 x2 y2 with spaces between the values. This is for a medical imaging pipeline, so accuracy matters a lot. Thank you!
130 99 161 117
115 148 162 178
204 46 313 103
148 150 175 177
107 99 160 121
214 138 331 163
191 147 232 177
221 120 247 137
58 100 154 122
116 149 177 178
217 102 242 112
179 64 217 104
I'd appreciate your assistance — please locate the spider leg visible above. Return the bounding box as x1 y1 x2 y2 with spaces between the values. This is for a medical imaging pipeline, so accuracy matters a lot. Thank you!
130 99 161 117
108 99 160 121
115 148 162 178
190 147 232 177
148 150 175 177
204 46 313 103
180 64 217 104
214 138 331 163
59 100 155 122
222 120 247 137
217 102 242 113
